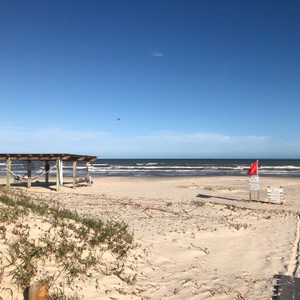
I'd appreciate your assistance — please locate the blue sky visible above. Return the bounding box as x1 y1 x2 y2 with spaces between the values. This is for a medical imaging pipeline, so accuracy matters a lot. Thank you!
0 1 299 158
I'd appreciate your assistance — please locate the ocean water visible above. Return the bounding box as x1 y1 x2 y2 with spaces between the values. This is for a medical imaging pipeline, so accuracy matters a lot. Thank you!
1 159 300 177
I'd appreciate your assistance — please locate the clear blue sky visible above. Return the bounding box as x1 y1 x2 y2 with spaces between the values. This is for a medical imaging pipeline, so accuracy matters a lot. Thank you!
1 1 299 158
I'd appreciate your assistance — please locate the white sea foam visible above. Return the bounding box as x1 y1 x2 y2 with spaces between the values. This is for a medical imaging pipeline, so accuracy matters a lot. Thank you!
1 159 300 177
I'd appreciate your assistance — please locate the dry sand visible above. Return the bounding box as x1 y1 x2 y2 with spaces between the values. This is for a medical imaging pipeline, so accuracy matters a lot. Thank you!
0 175 299 299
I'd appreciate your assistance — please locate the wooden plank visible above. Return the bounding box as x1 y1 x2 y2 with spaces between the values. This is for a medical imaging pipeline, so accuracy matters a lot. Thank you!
280 275 294 299
58 160 63 185
249 190 259 202
6 158 11 188
249 175 259 191
45 161 50 184
56 159 60 192
73 161 77 189
27 160 32 189
275 275 300 299
0 153 97 161
86 162 90 185
295 277 300 298
267 187 284 204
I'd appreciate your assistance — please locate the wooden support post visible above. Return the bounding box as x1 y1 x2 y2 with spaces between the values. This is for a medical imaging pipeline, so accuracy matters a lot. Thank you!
56 159 60 192
45 161 50 185
6 157 11 188
73 160 77 189
27 160 32 189
86 162 90 186
249 190 259 202
58 160 63 186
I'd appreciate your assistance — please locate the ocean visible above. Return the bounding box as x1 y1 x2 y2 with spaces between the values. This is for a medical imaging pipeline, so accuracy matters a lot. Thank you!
1 159 300 177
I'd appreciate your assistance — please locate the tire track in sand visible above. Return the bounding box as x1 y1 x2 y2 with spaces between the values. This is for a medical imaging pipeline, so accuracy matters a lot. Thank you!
287 213 300 277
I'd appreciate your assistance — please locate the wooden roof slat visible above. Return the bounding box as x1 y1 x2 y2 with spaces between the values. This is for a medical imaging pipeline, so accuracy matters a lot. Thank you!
0 153 97 162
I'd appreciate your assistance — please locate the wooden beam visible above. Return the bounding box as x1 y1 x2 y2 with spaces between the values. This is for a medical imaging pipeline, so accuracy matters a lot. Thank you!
56 159 60 192
0 153 97 162
73 161 77 189
86 162 91 186
27 160 32 189
6 157 11 188
59 160 63 185
45 161 50 185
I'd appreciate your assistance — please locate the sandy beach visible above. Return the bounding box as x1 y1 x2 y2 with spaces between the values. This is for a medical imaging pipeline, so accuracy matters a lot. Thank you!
0 175 299 299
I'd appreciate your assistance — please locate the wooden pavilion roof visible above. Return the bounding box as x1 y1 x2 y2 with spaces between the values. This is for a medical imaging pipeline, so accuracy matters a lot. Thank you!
0 153 97 162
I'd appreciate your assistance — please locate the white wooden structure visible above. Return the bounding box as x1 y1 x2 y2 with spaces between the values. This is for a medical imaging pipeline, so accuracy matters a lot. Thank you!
267 186 285 204
0 153 97 191
249 175 260 201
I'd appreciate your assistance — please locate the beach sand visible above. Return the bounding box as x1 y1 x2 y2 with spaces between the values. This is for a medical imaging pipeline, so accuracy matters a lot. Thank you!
0 175 299 299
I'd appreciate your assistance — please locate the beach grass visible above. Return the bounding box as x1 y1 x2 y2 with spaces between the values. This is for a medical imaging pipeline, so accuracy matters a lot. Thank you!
0 187 135 299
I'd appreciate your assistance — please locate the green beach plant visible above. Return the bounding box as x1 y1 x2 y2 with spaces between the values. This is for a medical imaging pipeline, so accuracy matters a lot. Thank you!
0 189 136 298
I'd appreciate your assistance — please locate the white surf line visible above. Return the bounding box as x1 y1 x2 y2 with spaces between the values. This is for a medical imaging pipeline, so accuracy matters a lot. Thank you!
287 213 300 277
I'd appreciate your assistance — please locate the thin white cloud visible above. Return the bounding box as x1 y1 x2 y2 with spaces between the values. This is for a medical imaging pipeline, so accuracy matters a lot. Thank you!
32 127 109 141
146 130 269 144
0 125 108 141
0 124 281 158
0 124 109 154
101 130 272 158
151 51 164 57
122 130 272 158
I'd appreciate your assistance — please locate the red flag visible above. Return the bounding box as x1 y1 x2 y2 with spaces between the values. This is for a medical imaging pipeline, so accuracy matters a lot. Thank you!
247 160 258 175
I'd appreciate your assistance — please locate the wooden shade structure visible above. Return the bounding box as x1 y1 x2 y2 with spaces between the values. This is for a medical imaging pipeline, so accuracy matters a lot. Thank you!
0 153 97 191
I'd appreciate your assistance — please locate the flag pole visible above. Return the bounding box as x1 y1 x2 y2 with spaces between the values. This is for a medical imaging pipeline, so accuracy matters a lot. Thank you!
257 160 259 201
